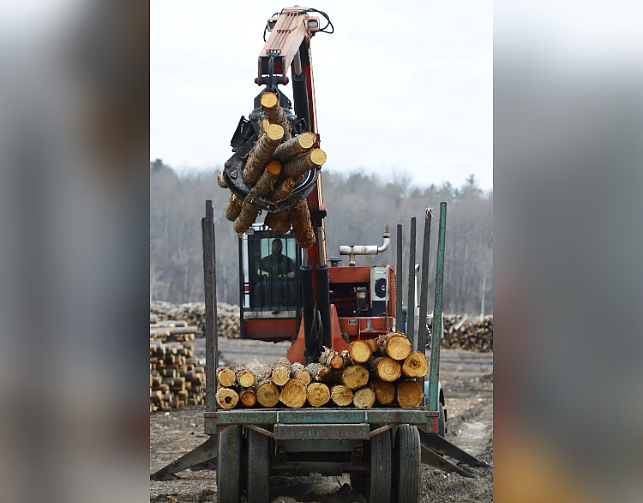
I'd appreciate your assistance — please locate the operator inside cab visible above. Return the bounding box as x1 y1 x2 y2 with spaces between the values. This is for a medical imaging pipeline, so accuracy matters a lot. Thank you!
255 238 296 307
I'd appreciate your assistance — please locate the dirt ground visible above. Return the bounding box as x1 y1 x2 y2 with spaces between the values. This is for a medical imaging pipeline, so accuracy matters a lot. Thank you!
150 339 493 503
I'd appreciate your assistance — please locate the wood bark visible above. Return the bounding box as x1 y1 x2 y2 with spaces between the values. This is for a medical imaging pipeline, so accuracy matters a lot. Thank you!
349 340 372 363
264 208 291 234
330 385 354 406
289 198 316 248
243 123 284 184
271 357 292 386
401 351 429 378
319 346 345 369
251 363 272 383
282 148 327 179
280 378 307 408
306 362 332 383
215 387 239 409
270 177 295 202
216 367 236 387
353 387 376 409
373 381 396 405
234 366 255 388
274 132 316 161
377 332 412 360
150 320 188 328
365 338 378 353
233 201 261 235
396 380 424 408
291 363 311 385
251 160 282 197
370 357 402 382
216 172 228 188
306 382 331 407
342 365 369 390
150 326 198 336
224 193 244 222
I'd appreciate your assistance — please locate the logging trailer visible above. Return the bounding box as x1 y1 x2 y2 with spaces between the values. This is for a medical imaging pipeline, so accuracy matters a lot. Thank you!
151 7 488 502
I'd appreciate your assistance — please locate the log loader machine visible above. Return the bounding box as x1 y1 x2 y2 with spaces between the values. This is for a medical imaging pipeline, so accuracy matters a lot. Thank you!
151 7 489 502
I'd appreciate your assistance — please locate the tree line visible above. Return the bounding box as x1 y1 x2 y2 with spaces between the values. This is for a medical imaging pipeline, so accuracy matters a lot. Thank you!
150 159 493 315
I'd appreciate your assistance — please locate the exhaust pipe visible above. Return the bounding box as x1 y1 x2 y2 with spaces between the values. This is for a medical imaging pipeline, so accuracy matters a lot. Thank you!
339 225 390 266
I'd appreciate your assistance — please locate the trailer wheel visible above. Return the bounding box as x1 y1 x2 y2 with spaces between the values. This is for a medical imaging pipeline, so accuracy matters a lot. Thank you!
217 425 242 503
393 425 420 503
246 429 271 503
366 430 392 503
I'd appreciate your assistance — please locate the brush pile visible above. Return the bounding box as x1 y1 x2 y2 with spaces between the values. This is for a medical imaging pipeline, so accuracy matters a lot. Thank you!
214 332 428 409
440 315 493 352
218 91 327 248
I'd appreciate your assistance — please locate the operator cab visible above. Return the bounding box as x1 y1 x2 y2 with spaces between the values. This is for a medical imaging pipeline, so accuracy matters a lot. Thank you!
239 223 301 340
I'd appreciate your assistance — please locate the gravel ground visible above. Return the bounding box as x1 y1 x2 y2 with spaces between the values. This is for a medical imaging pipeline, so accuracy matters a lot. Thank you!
150 340 493 503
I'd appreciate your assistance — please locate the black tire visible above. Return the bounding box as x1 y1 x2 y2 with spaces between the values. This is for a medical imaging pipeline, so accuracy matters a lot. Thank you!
367 430 392 503
438 402 446 437
217 425 242 503
393 425 421 503
246 429 271 503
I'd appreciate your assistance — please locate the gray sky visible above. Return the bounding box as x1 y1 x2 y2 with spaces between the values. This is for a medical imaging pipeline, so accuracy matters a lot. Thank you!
151 1 493 189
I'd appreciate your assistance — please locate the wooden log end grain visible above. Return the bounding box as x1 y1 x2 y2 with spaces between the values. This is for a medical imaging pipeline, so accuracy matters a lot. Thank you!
215 387 239 409
271 357 293 386
401 351 429 378
353 387 376 409
330 385 354 406
378 332 412 361
291 363 311 385
280 379 307 408
373 380 396 405
282 148 327 179
319 346 345 369
372 356 402 382
307 382 331 407
255 381 280 407
216 367 236 387
260 91 279 110
349 340 373 363
397 380 424 408
240 389 257 407
235 366 256 388
342 365 370 390
306 362 332 383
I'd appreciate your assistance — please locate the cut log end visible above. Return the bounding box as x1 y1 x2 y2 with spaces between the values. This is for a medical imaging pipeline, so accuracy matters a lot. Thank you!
342 365 369 390
260 91 279 109
256 381 280 407
379 332 412 360
265 124 285 142
272 368 290 387
299 131 316 149
215 387 239 409
217 368 236 387
266 159 282 175
353 387 376 409
349 340 372 363
331 385 354 406
397 380 424 408
280 379 307 408
402 351 429 378
373 381 396 405
374 357 402 382
240 389 257 407
307 382 331 407
310 148 327 167
237 370 255 388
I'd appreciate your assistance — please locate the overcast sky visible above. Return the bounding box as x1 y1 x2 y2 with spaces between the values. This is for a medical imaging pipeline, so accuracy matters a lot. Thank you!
151 1 493 189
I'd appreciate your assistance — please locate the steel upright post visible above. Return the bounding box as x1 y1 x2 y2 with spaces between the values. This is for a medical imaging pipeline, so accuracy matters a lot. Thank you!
406 217 417 346
417 208 432 352
396 224 403 330
429 203 447 412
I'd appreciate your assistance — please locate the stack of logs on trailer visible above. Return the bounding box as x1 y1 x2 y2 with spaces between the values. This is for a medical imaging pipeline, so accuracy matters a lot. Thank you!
440 315 493 352
218 91 327 249
150 314 205 411
215 332 428 409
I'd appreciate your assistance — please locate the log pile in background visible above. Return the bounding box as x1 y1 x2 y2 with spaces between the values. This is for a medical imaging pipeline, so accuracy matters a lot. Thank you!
218 91 327 249
150 301 240 339
214 331 428 409
150 339 205 412
439 315 493 352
